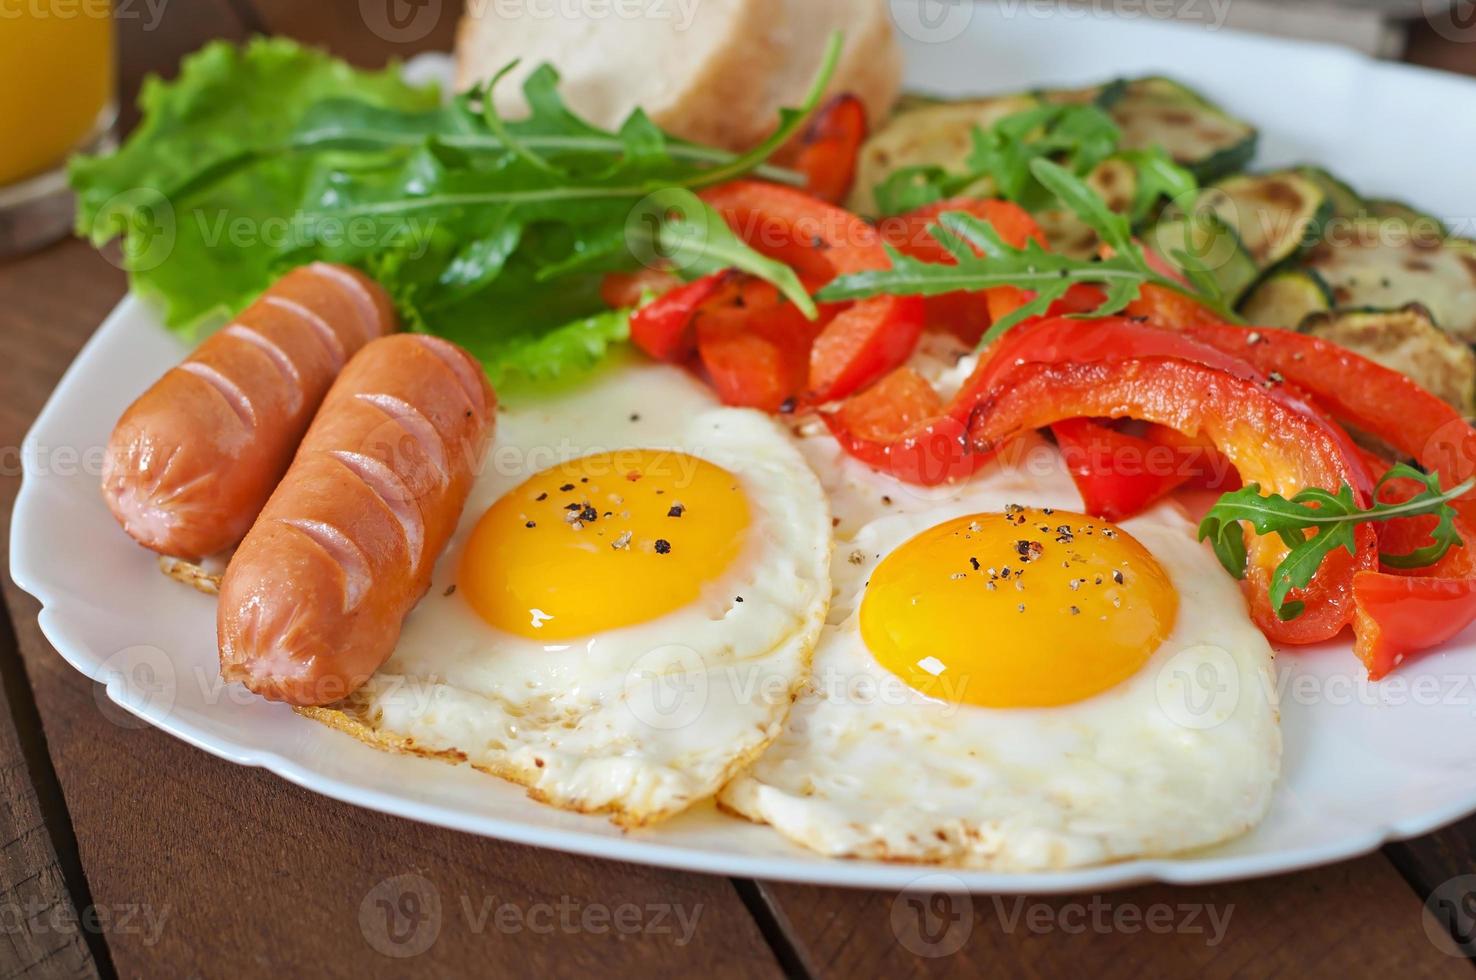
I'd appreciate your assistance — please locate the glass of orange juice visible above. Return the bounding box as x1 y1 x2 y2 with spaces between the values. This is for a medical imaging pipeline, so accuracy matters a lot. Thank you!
0 0 116 257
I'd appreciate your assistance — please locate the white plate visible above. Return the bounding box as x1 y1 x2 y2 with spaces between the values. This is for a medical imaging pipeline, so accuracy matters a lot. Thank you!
14 4 1476 893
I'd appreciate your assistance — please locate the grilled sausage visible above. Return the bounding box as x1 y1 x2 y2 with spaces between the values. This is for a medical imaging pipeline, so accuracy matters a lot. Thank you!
217 333 495 705
102 262 395 559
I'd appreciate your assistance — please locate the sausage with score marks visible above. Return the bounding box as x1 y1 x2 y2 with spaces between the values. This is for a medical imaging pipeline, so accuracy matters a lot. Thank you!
217 333 496 706
102 262 395 559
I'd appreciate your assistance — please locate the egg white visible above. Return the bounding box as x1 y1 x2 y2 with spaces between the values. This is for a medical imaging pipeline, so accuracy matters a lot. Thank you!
719 443 1282 870
303 354 832 826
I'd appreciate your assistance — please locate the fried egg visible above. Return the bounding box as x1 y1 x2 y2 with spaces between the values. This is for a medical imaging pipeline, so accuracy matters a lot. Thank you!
303 353 831 826
720 345 1281 869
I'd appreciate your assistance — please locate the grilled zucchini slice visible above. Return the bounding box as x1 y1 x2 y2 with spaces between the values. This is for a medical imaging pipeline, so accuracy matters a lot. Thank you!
1303 221 1476 342
1033 157 1139 258
1145 210 1259 304
853 75 1256 216
1299 305 1476 414
1363 198 1448 236
1197 171 1330 272
1239 268 1334 328
1099 77 1256 182
1293 166 1364 221
847 93 1037 215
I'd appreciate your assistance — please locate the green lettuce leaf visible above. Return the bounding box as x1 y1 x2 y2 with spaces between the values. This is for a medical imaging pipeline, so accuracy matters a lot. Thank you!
70 37 439 333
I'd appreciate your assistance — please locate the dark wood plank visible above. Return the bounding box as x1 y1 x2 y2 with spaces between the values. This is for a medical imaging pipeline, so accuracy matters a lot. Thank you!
757 856 1474 977
0 622 98 979
245 0 464 66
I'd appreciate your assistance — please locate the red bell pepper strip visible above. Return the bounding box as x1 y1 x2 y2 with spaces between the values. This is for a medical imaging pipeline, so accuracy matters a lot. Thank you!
695 299 823 413
823 366 988 485
1051 418 1194 522
792 94 867 206
1353 573 1476 678
1348 466 1476 677
701 180 924 403
953 318 1377 644
880 198 1044 344
1126 283 1476 522
625 271 730 362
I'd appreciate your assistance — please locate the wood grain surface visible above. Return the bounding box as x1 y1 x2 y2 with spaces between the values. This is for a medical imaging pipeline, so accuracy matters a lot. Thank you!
3 2 1476 977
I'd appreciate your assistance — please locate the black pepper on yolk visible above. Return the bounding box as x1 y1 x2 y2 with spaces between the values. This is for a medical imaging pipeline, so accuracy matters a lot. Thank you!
860 508 1178 708
459 450 750 639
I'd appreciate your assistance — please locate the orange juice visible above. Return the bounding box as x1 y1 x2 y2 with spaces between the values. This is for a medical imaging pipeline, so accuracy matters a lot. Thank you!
0 1 115 186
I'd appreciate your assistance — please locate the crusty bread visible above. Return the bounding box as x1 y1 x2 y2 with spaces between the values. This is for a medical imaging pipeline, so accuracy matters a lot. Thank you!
454 0 901 152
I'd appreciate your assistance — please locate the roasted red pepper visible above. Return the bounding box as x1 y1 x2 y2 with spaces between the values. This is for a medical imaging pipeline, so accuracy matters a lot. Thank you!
1051 418 1194 522
792 94 867 205
949 318 1378 644
1353 573 1476 678
1127 283 1476 520
702 180 924 403
1347 467 1476 677
625 271 729 362
823 366 987 485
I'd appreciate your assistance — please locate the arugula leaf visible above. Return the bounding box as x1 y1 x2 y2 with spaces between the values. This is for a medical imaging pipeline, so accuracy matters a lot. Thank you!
1198 464 1476 621
634 188 816 317
869 101 1195 233
821 159 1234 344
70 34 839 383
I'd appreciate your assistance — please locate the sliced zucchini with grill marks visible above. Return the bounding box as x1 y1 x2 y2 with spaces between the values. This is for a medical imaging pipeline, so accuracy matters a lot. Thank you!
1033 157 1139 258
847 94 1037 215
1363 198 1449 236
1145 210 1259 304
1303 220 1476 342
1197 171 1330 272
1098 77 1256 182
1293 166 1364 220
1239 268 1334 328
1299 304 1476 414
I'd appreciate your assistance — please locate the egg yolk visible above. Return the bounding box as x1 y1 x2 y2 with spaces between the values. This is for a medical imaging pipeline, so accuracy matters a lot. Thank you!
459 450 750 639
860 508 1178 708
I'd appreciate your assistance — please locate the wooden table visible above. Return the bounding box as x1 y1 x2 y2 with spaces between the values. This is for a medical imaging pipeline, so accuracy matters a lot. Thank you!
2 4 1475 976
